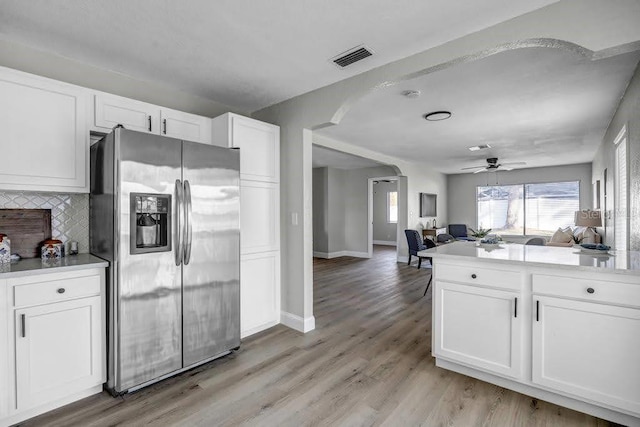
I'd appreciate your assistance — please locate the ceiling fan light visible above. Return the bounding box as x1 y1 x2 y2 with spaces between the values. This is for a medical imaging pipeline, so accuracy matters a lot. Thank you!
424 111 452 121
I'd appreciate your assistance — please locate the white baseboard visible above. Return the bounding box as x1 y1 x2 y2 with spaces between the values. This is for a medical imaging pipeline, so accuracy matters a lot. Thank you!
397 255 408 263
240 320 280 339
313 251 371 259
373 240 397 246
280 311 316 333
344 251 370 258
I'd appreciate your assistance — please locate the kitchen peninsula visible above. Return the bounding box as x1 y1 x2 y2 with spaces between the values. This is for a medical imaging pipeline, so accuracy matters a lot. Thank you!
419 241 640 426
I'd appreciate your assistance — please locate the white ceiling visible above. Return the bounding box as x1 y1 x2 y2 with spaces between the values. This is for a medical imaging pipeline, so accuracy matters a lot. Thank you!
317 47 640 174
0 0 558 112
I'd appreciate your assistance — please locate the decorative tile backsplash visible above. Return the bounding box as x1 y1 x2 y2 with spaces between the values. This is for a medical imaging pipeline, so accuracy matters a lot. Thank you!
0 191 89 253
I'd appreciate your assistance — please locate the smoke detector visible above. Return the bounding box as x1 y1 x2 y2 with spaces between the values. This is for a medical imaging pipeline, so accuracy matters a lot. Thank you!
402 90 421 98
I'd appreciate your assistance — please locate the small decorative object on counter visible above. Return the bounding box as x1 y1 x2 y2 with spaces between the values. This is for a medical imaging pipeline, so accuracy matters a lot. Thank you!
432 219 437 228
68 240 79 256
41 239 64 260
0 234 10 263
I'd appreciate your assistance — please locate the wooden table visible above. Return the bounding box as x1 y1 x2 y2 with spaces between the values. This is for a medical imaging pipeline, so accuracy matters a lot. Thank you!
422 227 447 242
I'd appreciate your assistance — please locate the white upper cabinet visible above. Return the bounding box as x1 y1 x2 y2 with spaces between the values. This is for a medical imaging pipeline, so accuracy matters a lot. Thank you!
211 113 280 183
94 94 160 134
0 66 89 192
160 108 211 144
93 93 211 144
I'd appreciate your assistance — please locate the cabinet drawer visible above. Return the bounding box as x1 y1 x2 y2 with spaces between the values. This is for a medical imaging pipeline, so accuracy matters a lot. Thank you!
435 262 521 291
13 275 101 308
532 274 640 308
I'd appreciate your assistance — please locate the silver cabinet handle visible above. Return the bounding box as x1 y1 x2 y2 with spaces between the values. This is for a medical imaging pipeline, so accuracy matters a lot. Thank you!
163 119 167 135
148 115 152 132
174 179 183 266
21 314 26 338
183 180 193 265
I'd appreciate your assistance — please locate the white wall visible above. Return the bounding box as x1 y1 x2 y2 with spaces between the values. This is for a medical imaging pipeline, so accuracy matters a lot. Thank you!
373 181 398 243
0 38 246 118
447 163 592 232
312 167 347 255
592 61 640 250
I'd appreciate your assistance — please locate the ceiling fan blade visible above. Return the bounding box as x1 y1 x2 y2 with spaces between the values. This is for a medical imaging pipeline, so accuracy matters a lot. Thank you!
500 162 527 166
500 166 514 171
473 168 487 174
461 165 486 170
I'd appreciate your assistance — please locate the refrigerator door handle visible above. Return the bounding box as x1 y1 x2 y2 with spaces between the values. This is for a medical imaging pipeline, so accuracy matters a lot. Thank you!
184 179 193 265
174 179 183 266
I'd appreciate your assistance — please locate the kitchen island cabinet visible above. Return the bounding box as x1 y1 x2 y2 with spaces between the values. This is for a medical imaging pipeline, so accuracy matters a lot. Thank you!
0 255 107 427
420 241 640 426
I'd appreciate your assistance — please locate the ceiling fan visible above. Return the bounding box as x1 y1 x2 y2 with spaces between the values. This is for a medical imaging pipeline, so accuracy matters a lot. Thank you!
461 157 526 173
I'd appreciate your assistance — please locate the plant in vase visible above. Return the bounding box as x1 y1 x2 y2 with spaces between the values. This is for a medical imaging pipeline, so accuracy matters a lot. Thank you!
469 227 492 239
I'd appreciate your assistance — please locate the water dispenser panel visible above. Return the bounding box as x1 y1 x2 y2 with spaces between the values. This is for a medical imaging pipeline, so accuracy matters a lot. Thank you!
130 193 171 254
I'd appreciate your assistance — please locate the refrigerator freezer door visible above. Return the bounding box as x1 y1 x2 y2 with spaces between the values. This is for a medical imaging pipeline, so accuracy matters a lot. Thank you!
116 129 183 392
182 141 240 366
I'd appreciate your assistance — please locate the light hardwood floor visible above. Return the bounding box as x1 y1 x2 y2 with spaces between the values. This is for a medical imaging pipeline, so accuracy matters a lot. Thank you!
21 246 612 426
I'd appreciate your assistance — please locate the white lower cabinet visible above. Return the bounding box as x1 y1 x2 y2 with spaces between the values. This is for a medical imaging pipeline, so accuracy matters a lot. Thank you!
15 296 103 411
240 251 280 338
433 260 640 425
532 296 640 414
1 268 105 427
435 281 522 379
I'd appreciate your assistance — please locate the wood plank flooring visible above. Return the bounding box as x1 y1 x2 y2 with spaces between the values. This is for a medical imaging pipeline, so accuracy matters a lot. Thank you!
20 246 611 426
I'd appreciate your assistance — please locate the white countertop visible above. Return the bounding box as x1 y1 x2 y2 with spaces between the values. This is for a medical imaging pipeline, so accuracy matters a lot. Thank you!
0 254 108 279
418 241 640 277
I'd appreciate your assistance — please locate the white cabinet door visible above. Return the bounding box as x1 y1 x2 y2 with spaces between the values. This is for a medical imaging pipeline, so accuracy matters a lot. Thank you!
240 251 280 337
160 109 212 144
434 281 522 379
0 67 88 192
532 296 640 414
240 181 279 254
94 94 160 134
230 115 279 182
14 296 103 411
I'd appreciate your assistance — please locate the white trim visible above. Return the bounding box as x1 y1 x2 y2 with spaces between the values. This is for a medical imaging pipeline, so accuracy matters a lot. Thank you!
368 176 399 259
240 320 280 339
397 255 409 263
373 240 397 246
613 124 627 146
313 250 371 259
280 311 316 333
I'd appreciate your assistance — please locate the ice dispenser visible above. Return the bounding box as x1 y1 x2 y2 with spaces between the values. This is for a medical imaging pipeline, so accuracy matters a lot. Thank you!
130 193 171 254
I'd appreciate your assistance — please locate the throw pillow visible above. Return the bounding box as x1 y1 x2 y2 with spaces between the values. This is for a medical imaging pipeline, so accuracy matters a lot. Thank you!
550 227 573 244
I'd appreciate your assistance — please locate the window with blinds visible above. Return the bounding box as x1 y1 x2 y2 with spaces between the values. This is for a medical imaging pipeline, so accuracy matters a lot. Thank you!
614 126 628 252
477 181 579 235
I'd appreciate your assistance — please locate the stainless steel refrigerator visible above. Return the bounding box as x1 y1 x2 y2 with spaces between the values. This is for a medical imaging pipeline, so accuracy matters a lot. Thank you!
90 127 240 394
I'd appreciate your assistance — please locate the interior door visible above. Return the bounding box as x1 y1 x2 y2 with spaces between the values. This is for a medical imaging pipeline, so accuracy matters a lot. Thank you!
117 129 183 391
182 140 240 366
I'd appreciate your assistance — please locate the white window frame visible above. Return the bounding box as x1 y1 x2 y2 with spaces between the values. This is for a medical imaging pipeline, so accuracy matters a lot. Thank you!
613 125 628 253
387 191 398 224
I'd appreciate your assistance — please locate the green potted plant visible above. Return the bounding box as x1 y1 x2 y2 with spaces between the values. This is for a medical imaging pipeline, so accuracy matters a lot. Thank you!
469 227 492 239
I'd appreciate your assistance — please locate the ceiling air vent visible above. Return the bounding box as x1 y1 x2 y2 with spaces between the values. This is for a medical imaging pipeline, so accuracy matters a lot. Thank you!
331 45 373 68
